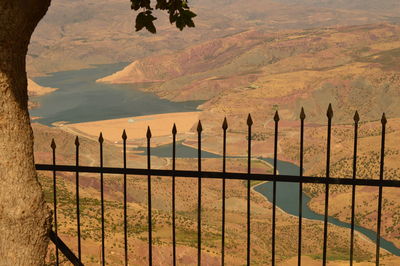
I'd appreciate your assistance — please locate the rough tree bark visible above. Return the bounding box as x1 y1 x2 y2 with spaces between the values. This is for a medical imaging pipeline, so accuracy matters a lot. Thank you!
0 1 52 265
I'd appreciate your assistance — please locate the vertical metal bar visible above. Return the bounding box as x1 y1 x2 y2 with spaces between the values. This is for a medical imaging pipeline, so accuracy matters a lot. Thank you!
197 121 203 266
147 127 153 266
298 108 305 266
75 136 82 262
172 124 177 266
99 133 105 266
376 113 386 266
51 139 59 266
122 130 128 266
222 118 228 266
272 111 280 266
247 114 253 266
323 104 333 265
350 112 359 266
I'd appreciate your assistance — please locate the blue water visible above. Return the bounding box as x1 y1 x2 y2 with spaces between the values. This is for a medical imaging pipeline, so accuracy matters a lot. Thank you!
30 63 203 126
135 141 221 158
255 158 400 257
145 142 400 256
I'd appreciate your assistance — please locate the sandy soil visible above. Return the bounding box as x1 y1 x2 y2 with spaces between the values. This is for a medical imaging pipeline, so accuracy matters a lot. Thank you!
60 112 201 143
285 253 400 265
28 79 58 96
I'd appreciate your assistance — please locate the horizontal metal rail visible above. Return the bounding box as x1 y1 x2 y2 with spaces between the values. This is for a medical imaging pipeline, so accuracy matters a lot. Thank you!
36 164 400 187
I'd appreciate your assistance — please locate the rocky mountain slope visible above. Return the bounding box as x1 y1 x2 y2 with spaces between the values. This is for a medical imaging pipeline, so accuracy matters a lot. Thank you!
99 23 400 125
28 0 399 76
28 79 58 110
28 79 57 97
278 0 400 13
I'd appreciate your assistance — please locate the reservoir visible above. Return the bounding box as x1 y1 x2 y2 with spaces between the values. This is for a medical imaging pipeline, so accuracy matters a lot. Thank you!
30 63 202 126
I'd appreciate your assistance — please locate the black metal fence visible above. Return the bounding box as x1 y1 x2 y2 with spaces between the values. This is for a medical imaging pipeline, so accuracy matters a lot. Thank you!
36 104 400 266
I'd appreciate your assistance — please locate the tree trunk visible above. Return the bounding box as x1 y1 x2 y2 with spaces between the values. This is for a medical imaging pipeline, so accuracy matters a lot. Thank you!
0 1 52 265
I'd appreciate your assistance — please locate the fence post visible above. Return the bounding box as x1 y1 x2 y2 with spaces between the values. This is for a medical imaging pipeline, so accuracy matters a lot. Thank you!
376 113 386 266
172 124 177 266
272 111 279 266
247 114 253 266
298 108 305 266
51 139 59 266
197 121 203 266
98 133 105 266
350 111 359 266
146 127 153 266
222 118 228 266
323 104 333 266
75 136 82 262
122 130 128 265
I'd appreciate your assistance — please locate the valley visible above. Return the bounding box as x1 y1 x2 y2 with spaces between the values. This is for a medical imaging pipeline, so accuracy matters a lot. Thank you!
25 1 400 264
34 123 399 265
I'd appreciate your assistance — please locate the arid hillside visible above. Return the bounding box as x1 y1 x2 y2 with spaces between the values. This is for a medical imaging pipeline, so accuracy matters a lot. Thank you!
34 124 400 265
28 79 57 97
28 79 58 110
99 23 400 125
27 2 400 263
278 0 400 13
28 0 399 77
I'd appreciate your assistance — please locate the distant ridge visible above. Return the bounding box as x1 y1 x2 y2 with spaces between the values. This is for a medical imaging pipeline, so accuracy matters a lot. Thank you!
98 23 400 123
29 0 399 76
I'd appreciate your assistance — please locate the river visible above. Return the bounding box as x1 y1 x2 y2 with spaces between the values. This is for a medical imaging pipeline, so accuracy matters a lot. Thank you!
137 142 400 256
31 63 399 257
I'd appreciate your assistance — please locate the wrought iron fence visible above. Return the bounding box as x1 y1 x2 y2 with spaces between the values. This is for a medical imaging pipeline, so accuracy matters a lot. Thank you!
36 104 400 266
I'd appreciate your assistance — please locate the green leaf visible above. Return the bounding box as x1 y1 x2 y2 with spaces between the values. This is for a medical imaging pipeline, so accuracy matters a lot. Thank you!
145 21 157 33
156 0 167 9
131 0 152 10
135 11 157 34
185 18 195 28
176 16 184 30
169 13 177 24
182 9 197 19
135 12 146 31
133 0 196 33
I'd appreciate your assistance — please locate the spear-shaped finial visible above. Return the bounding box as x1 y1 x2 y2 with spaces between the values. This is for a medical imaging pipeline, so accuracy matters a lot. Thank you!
353 111 360 123
247 114 253 126
327 103 333 119
147 126 152 139
172 123 177 135
300 107 306 120
222 117 228 130
51 138 56 150
274 110 280 122
197 120 203 132
122 129 127 140
381 113 387 125
98 132 104 143
75 136 80 146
